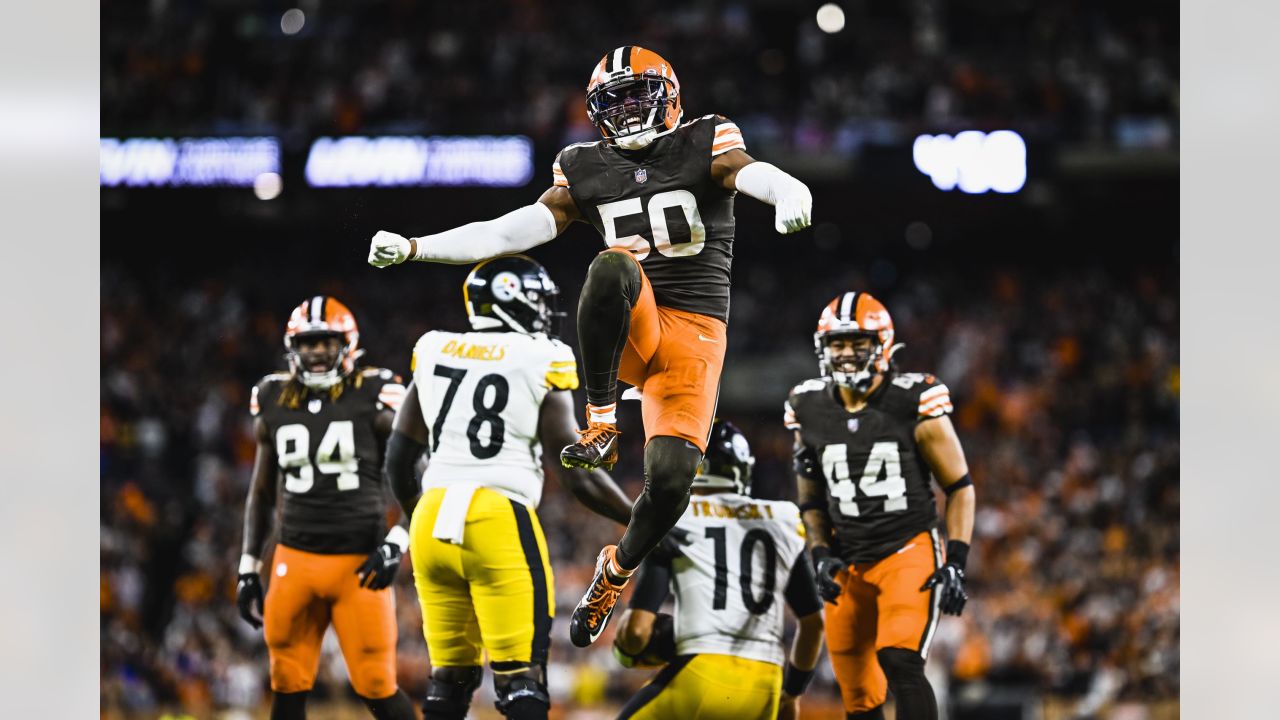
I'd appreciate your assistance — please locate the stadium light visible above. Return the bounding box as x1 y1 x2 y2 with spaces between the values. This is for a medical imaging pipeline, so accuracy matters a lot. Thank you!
304 135 535 187
816 4 846 34
254 172 283 200
912 130 1026 194
99 137 280 187
281 9 306 36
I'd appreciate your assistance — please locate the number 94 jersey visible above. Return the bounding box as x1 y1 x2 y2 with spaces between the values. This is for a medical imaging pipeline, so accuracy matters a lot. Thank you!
553 114 745 323
785 373 955 564
411 330 579 506
251 368 406 555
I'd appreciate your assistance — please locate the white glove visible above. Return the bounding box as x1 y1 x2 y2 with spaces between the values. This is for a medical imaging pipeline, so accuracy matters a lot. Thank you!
774 187 813 234
368 230 411 268
733 161 813 235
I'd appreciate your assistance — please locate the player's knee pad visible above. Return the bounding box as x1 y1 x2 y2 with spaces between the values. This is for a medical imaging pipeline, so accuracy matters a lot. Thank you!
644 436 701 504
585 250 641 303
421 666 482 720
348 660 397 701
876 647 926 684
492 663 550 720
270 691 309 720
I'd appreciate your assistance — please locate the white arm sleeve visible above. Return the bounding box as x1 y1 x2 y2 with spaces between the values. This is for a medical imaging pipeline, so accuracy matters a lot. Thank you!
733 161 810 206
411 202 559 264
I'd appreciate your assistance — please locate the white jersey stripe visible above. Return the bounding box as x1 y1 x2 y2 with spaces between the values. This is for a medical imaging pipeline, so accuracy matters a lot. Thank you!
919 528 945 659
919 384 950 402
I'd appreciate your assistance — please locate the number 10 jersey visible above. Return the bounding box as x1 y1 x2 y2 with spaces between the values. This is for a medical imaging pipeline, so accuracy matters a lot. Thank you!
411 330 579 507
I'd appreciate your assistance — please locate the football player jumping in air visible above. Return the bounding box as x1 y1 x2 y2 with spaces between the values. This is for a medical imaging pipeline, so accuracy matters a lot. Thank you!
611 420 825 720
237 297 417 720
382 256 633 720
785 292 976 720
367 46 814 648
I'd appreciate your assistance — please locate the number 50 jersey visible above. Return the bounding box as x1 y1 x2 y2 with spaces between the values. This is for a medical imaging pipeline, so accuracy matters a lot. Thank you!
785 373 954 565
553 114 745 323
411 330 579 506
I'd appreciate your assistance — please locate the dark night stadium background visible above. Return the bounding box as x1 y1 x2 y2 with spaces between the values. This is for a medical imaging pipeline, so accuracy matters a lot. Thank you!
100 1 1178 718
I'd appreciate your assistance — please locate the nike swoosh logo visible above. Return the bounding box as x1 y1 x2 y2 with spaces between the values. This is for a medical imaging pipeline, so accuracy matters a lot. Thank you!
697 334 718 343
896 542 917 554
599 435 617 456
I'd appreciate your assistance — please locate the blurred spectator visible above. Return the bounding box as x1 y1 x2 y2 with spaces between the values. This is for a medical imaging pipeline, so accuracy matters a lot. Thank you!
100 252 1178 715
101 0 1178 151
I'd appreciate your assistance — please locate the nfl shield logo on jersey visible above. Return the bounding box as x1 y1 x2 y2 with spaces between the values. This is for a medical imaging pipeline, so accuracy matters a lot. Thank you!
847 418 860 433
309 399 322 414
634 168 648 184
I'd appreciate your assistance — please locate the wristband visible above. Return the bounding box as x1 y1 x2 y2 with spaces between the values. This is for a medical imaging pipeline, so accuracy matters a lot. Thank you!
797 500 826 514
782 663 816 696
385 525 410 553
238 554 263 575
809 545 832 565
945 540 969 571
943 473 973 495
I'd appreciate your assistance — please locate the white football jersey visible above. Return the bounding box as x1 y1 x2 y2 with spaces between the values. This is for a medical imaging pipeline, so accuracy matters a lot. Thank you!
411 330 578 506
669 493 807 667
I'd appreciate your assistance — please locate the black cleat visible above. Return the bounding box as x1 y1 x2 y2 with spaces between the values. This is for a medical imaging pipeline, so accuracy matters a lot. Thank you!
560 422 620 471
569 545 629 647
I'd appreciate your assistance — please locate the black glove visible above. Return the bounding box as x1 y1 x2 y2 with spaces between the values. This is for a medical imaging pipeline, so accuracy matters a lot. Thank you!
356 541 404 590
809 545 846 604
656 526 693 558
921 540 969 615
236 573 264 629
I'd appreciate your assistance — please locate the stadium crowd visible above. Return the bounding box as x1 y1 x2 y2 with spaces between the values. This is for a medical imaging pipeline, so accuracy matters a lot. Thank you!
100 251 1178 716
101 0 1177 151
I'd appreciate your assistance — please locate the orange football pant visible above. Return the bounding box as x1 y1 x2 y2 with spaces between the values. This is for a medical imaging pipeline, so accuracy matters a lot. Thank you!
607 248 727 452
824 530 944 713
262 544 399 698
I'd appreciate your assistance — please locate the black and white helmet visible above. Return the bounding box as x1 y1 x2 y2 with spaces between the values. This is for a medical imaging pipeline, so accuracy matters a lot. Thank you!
692 419 756 495
463 255 563 336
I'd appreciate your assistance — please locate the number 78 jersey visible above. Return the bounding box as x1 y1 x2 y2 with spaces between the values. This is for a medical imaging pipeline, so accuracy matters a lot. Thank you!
411 330 579 507
785 373 954 564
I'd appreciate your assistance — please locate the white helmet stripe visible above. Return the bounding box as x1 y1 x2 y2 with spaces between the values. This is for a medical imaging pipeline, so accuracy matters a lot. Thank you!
839 291 856 322
310 295 324 324
611 47 625 73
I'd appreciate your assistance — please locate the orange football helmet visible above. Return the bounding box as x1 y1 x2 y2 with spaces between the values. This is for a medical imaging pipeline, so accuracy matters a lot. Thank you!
814 292 900 391
283 296 361 389
586 46 683 150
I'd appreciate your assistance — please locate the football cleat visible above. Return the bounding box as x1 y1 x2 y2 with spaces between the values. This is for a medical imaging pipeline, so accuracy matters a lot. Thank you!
569 545 629 647
559 422 620 470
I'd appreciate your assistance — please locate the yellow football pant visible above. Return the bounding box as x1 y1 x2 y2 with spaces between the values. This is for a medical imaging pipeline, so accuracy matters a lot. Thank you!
409 486 554 666
619 654 783 720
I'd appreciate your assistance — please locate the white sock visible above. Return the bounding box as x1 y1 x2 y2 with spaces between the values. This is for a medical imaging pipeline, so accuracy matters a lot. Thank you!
588 403 617 425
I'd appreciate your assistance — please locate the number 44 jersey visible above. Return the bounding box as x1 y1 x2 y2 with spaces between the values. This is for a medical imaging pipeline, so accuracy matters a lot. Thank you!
785 373 955 564
411 330 579 507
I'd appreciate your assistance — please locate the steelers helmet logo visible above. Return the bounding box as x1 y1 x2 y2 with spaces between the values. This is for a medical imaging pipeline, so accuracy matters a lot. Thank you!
491 271 522 302
731 433 752 463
